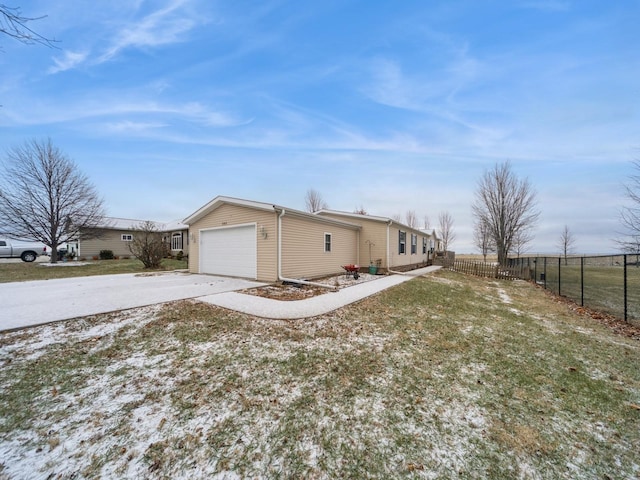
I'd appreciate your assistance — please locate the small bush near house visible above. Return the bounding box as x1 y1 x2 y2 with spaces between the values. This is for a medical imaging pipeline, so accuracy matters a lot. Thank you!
99 250 114 260
176 250 184 261
128 221 167 269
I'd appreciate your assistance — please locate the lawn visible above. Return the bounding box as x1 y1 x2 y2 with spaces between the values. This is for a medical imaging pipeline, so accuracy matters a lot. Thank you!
1 270 639 479
0 258 189 283
539 263 640 323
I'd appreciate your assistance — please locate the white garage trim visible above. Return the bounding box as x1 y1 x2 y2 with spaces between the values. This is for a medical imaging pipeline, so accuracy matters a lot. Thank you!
199 223 257 279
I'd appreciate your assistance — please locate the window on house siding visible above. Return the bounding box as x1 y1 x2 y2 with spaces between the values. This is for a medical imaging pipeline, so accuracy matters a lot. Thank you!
399 231 406 254
324 233 332 252
411 234 417 254
121 234 133 241
171 233 183 251
423 237 427 254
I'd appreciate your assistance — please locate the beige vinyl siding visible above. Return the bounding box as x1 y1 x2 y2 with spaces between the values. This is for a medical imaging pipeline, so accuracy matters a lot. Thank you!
188 203 278 282
387 226 430 268
79 230 137 259
317 213 431 270
353 218 388 268
316 214 388 268
281 214 358 279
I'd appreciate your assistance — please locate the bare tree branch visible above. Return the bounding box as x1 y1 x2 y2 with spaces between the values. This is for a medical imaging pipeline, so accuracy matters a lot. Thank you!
0 138 105 262
304 188 328 213
472 161 539 266
0 4 58 48
353 205 367 215
618 160 640 253
438 211 456 252
557 224 576 264
473 218 495 262
128 221 167 269
405 210 417 229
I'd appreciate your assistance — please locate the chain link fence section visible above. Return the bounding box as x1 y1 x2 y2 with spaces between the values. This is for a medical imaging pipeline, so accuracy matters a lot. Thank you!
505 255 639 325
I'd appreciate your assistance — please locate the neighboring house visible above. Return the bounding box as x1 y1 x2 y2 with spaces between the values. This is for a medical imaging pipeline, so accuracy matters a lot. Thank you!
182 195 443 282
71 217 189 260
183 196 361 282
315 210 440 272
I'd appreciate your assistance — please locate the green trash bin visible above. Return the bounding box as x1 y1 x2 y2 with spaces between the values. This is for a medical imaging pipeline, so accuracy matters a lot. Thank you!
369 265 378 275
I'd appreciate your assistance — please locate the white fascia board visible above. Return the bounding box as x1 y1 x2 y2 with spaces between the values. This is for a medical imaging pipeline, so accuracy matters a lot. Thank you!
183 195 276 225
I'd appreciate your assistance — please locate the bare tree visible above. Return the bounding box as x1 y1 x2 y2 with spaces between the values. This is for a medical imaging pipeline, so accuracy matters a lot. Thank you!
353 205 368 215
438 211 456 252
304 188 328 213
128 221 167 269
473 219 495 262
618 160 640 254
423 215 430 230
472 161 539 266
405 210 417 228
0 138 105 262
0 4 57 47
558 225 576 264
391 213 402 223
512 228 533 259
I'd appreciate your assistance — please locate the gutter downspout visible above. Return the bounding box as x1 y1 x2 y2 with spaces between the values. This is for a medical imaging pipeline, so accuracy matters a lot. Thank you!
386 220 408 275
276 207 336 291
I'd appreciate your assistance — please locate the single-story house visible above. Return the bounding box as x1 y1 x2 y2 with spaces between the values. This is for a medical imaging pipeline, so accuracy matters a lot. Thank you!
69 217 189 260
183 196 361 282
183 195 442 282
316 209 441 272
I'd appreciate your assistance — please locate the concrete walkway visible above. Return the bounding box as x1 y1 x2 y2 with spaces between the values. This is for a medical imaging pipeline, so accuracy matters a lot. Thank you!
198 265 441 319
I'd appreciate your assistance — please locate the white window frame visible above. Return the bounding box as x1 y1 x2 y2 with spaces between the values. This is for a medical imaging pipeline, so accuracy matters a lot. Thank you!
171 232 183 251
121 234 133 241
324 233 332 253
411 234 417 254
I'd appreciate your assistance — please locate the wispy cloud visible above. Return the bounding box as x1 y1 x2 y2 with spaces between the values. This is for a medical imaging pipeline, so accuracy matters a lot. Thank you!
4 94 245 130
48 50 89 74
46 0 203 73
99 0 199 62
104 120 168 132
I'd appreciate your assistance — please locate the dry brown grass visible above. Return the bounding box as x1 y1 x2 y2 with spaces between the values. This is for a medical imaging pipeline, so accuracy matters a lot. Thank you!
1 270 639 479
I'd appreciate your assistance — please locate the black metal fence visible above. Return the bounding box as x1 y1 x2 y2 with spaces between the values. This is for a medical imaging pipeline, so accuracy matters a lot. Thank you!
512 255 639 324
452 255 639 325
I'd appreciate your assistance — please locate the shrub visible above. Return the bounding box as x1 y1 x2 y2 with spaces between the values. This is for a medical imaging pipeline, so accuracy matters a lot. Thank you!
128 221 167 269
176 250 184 261
99 250 115 260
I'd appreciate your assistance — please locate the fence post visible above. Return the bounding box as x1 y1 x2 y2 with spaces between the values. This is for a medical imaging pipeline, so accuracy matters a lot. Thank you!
580 256 584 307
624 254 628 323
558 257 562 296
544 257 547 289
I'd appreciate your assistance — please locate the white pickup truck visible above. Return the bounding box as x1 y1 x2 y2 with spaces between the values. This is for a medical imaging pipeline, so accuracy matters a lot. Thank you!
0 239 48 262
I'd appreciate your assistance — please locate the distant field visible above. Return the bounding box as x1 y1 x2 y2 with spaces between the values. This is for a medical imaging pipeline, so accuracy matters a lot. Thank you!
456 254 497 262
542 264 640 323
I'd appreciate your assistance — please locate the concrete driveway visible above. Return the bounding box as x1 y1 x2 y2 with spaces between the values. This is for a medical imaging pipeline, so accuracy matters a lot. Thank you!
0 272 265 331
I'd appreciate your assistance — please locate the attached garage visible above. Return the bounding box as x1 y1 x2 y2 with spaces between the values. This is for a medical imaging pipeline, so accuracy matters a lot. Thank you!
200 224 257 279
184 196 360 282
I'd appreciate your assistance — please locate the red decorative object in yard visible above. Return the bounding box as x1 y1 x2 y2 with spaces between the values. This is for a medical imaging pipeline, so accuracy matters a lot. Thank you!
341 264 360 280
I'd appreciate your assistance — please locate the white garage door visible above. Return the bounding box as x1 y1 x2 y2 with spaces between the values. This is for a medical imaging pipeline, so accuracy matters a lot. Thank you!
200 224 257 279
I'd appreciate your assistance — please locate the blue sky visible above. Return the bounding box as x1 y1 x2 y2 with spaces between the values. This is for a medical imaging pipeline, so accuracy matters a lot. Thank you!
1 0 638 253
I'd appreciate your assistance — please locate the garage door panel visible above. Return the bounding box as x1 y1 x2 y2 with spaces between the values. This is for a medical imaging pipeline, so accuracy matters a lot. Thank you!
200 225 257 279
